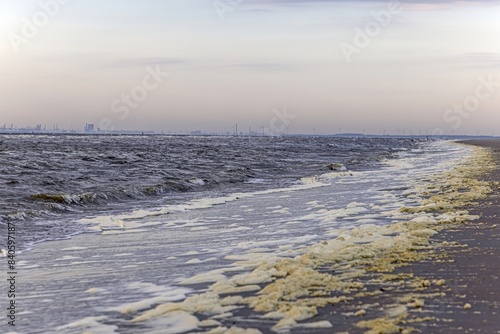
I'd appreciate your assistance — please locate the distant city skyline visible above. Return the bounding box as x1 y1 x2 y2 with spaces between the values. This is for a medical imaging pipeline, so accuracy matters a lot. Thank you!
1 1 499 135
1 121 498 138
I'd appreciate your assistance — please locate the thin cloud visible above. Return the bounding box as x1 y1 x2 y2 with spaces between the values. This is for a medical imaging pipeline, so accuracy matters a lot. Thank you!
228 63 287 70
450 52 500 69
106 57 189 68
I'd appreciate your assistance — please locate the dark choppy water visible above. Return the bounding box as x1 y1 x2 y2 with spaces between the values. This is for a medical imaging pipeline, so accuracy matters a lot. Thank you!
0 135 423 251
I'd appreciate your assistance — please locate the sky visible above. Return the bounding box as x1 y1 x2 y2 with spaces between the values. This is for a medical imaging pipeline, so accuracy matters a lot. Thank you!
0 0 499 135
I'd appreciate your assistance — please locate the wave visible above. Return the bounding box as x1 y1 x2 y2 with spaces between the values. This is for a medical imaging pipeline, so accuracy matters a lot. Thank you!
0 136 426 231
324 163 347 171
30 192 100 205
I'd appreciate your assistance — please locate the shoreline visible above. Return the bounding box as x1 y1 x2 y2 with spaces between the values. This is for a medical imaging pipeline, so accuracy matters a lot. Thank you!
313 139 500 333
183 140 500 334
315 140 500 333
394 139 500 333
9 140 497 333
427 140 500 331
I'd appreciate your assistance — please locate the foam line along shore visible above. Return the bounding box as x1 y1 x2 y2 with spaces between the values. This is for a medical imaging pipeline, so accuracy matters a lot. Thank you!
305 140 500 333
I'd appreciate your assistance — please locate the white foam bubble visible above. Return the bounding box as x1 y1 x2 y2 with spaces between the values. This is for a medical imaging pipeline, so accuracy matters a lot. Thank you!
61 246 89 251
107 283 192 315
135 311 199 334
57 316 118 334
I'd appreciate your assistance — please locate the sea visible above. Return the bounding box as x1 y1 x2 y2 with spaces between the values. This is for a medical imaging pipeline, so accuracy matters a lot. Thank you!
0 135 474 333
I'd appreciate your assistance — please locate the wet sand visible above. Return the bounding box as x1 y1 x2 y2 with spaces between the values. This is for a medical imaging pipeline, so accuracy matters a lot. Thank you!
426 140 500 332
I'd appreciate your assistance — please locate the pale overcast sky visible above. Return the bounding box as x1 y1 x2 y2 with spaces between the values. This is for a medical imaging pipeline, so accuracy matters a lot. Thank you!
0 0 499 134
